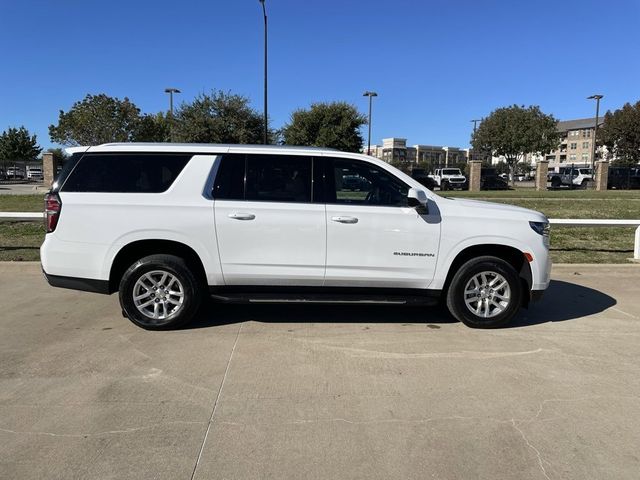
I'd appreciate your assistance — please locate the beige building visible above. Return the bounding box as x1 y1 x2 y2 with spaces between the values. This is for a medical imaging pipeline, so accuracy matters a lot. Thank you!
490 117 605 171
366 138 469 167
544 117 603 170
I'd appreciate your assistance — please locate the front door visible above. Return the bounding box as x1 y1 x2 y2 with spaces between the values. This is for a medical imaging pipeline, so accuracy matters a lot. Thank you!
213 153 326 286
324 157 440 289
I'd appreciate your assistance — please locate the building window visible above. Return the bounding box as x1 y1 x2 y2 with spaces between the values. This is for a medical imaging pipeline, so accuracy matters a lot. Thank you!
582 153 589 162
582 130 591 138
570 143 577 150
582 142 589 149
569 154 577 162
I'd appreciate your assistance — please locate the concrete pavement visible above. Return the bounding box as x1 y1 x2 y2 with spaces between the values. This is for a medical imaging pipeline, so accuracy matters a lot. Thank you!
1 262 639 479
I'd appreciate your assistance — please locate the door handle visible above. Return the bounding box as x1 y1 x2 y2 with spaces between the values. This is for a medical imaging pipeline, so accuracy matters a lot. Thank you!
331 216 358 224
228 212 256 220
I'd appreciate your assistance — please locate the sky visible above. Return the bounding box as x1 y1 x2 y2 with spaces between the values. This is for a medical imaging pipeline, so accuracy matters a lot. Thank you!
1 0 639 150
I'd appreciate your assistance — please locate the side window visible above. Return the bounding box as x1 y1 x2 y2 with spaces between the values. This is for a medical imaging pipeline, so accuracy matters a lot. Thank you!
327 158 409 207
61 153 191 193
213 154 245 200
246 155 312 203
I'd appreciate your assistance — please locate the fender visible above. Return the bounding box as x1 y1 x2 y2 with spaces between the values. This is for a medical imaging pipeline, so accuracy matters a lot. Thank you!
102 228 224 286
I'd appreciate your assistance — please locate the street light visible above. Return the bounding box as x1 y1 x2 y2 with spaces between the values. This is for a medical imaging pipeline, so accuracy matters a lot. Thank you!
587 94 603 170
259 0 268 144
363 91 378 156
470 119 481 161
164 88 181 142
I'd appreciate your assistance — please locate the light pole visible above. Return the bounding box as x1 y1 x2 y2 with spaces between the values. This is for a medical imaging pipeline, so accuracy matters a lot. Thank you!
587 94 603 170
363 91 378 155
470 119 481 161
164 87 181 142
259 0 268 144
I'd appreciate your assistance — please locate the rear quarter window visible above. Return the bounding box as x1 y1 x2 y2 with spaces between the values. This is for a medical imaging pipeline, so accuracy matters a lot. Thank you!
61 153 191 193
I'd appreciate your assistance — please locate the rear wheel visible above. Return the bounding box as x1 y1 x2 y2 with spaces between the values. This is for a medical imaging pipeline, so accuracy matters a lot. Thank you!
551 176 561 188
446 256 522 328
119 254 203 330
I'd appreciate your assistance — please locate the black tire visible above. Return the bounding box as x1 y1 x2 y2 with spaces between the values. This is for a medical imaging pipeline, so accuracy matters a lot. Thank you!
119 254 203 330
580 179 589 189
551 177 561 188
446 256 522 328
441 181 449 191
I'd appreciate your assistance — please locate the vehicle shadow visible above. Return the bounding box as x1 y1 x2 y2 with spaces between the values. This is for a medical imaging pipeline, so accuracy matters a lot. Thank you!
186 279 616 330
509 279 616 327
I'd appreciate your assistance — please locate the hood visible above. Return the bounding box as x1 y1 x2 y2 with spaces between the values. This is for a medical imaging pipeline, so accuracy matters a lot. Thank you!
438 197 547 222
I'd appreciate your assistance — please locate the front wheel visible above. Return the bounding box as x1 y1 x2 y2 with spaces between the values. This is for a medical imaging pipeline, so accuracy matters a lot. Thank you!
119 254 203 330
446 256 522 328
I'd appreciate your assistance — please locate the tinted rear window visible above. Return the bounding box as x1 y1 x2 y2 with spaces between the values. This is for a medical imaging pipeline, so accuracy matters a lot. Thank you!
61 153 191 193
214 153 318 203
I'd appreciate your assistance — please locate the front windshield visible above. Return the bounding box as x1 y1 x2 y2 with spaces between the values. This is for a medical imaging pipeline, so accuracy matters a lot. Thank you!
442 169 461 175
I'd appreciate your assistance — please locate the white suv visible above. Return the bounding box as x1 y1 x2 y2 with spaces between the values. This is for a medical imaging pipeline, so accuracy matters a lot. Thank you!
41 144 551 330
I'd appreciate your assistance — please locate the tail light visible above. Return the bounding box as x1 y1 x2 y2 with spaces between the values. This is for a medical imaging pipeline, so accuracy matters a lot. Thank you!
44 193 61 233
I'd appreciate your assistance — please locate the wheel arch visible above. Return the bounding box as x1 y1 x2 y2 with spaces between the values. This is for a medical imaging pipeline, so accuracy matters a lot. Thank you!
441 244 532 307
108 239 208 294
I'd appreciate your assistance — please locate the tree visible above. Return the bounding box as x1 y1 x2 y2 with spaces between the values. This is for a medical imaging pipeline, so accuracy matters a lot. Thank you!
282 102 367 152
45 147 68 165
49 94 142 146
599 101 640 166
133 113 170 142
471 105 560 186
172 90 266 144
0 126 42 171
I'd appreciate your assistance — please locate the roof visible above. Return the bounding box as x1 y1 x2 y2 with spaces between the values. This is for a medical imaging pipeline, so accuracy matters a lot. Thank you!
65 143 339 156
557 117 604 132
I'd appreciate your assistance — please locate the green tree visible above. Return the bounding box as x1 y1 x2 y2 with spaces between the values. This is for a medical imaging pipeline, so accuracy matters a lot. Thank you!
471 105 560 186
133 113 170 142
282 102 367 152
49 94 142 146
173 90 266 144
45 147 68 165
0 126 42 172
599 101 640 166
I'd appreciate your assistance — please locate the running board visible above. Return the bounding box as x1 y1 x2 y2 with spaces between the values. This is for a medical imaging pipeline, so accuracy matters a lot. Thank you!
208 287 441 306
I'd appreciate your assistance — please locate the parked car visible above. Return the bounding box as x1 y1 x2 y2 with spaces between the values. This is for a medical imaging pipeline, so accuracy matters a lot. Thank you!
27 167 43 180
481 168 509 190
428 168 467 190
410 169 437 190
549 167 593 188
608 167 640 190
41 144 551 330
6 166 26 179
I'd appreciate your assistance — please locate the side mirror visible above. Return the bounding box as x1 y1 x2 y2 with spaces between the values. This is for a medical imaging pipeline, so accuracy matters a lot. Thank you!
407 188 428 214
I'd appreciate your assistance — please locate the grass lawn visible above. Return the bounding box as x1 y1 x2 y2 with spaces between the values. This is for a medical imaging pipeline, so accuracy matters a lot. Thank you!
0 190 639 263
443 189 640 263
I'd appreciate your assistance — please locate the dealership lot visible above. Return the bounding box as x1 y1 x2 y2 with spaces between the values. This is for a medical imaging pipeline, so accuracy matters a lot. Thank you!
1 262 639 479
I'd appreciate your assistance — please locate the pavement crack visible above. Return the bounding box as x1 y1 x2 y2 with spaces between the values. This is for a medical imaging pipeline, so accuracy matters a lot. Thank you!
511 419 551 480
190 322 243 480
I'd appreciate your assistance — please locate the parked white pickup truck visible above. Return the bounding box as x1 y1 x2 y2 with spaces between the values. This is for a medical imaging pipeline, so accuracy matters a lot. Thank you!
428 168 467 190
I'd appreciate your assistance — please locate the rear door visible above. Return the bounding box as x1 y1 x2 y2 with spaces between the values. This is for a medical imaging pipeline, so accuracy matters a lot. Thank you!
213 153 326 286
323 157 440 289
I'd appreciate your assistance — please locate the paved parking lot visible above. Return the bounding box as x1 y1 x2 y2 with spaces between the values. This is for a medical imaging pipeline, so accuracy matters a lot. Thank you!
1 262 639 479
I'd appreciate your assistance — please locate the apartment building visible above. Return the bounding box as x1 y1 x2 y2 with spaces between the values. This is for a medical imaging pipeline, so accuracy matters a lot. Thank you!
544 117 603 169
366 138 469 167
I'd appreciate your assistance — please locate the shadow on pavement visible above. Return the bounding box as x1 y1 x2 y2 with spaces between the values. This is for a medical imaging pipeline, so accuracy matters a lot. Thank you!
511 279 616 327
186 279 616 330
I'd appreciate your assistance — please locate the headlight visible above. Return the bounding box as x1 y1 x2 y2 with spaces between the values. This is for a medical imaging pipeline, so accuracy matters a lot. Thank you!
529 221 550 244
